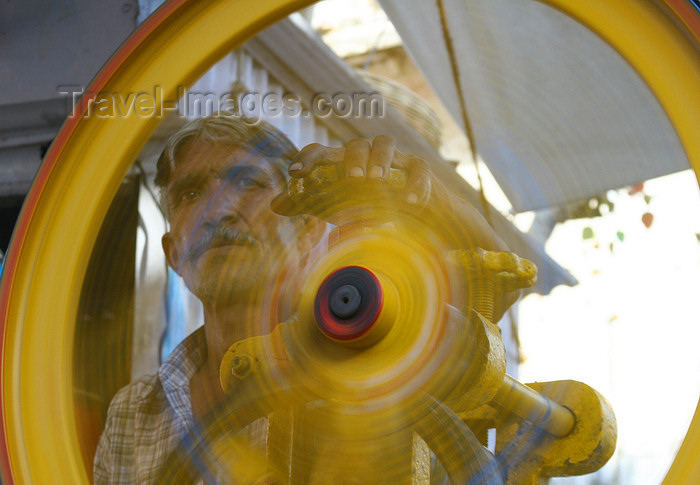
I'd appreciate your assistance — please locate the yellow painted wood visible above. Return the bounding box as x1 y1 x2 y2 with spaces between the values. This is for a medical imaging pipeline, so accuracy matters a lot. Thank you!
1 0 698 483
539 3 700 482
1 1 314 483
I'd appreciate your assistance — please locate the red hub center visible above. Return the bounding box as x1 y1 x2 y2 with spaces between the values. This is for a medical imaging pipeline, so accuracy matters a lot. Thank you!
314 266 384 341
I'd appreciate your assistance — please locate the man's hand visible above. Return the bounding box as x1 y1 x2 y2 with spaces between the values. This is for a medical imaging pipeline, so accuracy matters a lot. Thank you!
272 135 518 322
286 135 433 208
276 136 505 248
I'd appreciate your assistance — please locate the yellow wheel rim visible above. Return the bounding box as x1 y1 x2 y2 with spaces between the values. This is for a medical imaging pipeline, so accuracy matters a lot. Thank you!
0 0 698 483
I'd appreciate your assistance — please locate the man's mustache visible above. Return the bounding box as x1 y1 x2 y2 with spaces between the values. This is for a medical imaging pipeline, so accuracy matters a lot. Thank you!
187 224 259 262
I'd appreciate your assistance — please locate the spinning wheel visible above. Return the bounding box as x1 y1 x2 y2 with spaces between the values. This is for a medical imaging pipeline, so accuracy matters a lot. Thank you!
0 0 699 483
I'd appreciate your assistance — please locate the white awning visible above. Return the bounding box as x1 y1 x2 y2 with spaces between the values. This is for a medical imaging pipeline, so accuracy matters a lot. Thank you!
379 0 689 212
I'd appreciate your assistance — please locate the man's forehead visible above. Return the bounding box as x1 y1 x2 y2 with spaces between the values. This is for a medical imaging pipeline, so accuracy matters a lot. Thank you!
169 141 286 184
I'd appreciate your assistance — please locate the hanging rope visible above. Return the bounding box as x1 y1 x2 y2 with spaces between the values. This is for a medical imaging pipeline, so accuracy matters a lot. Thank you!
437 0 525 359
436 0 492 225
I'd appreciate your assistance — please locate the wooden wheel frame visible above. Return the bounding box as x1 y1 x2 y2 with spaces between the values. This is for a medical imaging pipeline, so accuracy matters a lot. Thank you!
0 0 699 482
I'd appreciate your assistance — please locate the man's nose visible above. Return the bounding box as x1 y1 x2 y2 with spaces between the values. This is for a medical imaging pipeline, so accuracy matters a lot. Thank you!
200 184 245 226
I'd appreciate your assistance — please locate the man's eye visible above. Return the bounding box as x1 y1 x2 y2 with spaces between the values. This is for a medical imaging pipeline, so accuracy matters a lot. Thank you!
178 190 200 203
239 176 268 188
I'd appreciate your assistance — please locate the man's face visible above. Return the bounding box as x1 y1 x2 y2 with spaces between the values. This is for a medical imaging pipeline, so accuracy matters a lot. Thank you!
162 139 301 304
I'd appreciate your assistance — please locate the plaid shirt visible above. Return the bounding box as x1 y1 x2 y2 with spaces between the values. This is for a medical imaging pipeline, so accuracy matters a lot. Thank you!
92 327 478 484
93 328 206 484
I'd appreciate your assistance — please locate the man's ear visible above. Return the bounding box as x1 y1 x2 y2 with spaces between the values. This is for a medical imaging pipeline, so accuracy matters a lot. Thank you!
162 233 181 276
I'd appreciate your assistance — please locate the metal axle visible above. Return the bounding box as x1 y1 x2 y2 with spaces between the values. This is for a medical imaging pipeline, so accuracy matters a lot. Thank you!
491 374 576 438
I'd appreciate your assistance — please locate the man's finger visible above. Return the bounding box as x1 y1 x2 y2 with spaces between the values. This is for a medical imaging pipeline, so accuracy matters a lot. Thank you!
367 135 396 180
289 143 340 174
343 138 371 179
401 154 432 207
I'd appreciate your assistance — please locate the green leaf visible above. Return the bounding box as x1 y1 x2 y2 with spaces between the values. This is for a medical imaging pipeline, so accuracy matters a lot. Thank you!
582 226 594 240
616 231 625 242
